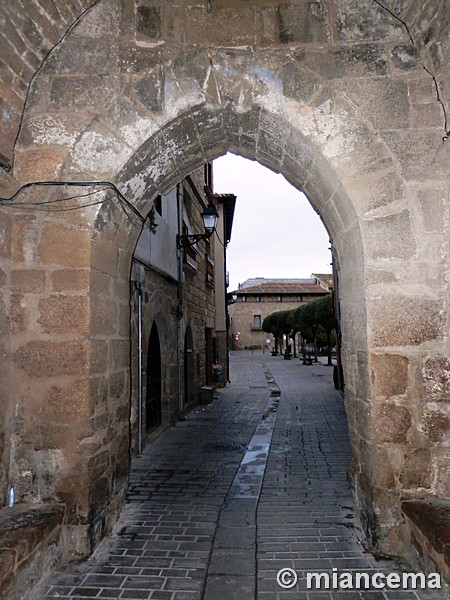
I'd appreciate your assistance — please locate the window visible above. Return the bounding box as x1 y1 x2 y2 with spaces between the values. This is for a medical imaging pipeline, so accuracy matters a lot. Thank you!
253 315 262 329
205 240 214 287
204 162 213 191
255 295 261 302
277 295 282 302
241 296 247 302
153 194 162 216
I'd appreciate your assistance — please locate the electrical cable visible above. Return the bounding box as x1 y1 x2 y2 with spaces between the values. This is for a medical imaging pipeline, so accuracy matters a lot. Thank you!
214 228 226 248
371 0 415 45
9 1 102 172
0 180 146 228
423 66 450 140
372 0 450 141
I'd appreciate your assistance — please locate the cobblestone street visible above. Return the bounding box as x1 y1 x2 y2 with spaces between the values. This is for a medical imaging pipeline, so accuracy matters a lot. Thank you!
34 352 443 600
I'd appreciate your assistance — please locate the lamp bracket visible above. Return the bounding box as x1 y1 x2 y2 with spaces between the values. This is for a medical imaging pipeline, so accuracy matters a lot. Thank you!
176 231 213 249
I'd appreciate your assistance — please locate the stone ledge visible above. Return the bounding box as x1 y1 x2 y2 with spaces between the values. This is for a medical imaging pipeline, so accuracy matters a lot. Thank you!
0 503 66 600
402 498 450 577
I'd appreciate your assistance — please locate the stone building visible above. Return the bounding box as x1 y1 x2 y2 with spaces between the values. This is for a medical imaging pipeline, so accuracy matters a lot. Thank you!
229 277 330 350
0 0 449 594
129 167 235 455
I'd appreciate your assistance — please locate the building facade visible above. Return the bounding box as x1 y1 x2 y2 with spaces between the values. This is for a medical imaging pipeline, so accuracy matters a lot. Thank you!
129 167 235 454
229 277 331 350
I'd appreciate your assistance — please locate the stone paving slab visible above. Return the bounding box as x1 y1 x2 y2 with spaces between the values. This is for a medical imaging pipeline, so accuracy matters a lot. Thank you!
32 352 445 600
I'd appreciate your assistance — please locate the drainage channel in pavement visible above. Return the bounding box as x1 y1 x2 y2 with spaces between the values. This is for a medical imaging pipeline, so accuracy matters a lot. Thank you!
202 369 280 600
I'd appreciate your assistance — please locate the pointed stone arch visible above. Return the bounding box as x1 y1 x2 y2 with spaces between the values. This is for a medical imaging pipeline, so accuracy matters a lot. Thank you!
4 0 449 568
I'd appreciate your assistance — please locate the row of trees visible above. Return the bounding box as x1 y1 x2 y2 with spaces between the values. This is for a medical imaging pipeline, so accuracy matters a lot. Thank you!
262 294 335 365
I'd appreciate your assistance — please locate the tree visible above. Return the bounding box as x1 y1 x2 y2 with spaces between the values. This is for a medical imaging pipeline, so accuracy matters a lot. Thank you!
312 294 335 366
263 310 293 354
263 311 283 354
290 294 335 364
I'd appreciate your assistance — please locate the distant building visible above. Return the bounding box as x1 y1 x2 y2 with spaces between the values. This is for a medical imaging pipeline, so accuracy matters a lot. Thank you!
311 273 334 291
228 277 331 350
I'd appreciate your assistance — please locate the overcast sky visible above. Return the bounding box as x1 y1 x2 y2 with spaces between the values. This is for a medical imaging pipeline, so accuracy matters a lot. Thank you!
213 153 332 292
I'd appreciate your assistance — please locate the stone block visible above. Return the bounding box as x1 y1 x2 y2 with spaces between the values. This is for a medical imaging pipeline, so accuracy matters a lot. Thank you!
344 78 410 130
38 295 89 334
50 75 117 110
133 66 164 112
119 131 176 202
50 269 89 292
90 297 117 335
347 171 405 214
117 43 167 74
45 381 93 421
40 41 81 74
185 6 255 46
283 60 322 104
81 40 119 75
390 45 420 70
173 49 211 91
108 371 126 400
364 209 417 260
400 448 431 489
423 355 450 402
369 296 445 347
11 270 45 294
13 340 90 377
422 409 449 442
136 4 161 40
277 2 330 44
111 339 130 370
38 223 90 268
10 293 29 334
72 0 122 38
335 0 405 41
382 130 445 181
418 187 447 233
0 210 11 260
368 447 397 489
90 340 108 375
299 44 388 79
91 239 119 278
15 147 68 182
256 6 279 46
71 128 133 175
160 6 186 42
370 353 408 398
11 216 37 263
373 401 411 443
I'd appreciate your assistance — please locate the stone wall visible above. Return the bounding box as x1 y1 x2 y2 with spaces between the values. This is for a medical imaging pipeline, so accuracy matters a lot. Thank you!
0 0 98 165
181 173 216 398
0 0 448 574
129 261 179 453
0 208 11 508
6 186 134 555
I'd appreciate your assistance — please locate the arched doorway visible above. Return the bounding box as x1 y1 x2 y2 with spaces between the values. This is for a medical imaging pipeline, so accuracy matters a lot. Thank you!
184 325 194 410
6 0 449 569
146 322 162 432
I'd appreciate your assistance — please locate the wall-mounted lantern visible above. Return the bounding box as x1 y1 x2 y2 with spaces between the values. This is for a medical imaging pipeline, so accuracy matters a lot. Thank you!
176 204 219 249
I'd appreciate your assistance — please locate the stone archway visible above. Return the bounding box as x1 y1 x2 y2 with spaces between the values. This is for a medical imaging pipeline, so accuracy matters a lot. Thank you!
3 0 448 568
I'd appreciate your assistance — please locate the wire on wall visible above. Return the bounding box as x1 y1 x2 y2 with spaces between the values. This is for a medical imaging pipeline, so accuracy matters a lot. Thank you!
9 1 102 172
0 181 146 229
372 0 450 142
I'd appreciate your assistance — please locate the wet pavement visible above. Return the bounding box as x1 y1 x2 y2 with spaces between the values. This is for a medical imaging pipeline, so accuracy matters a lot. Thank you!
33 351 444 599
